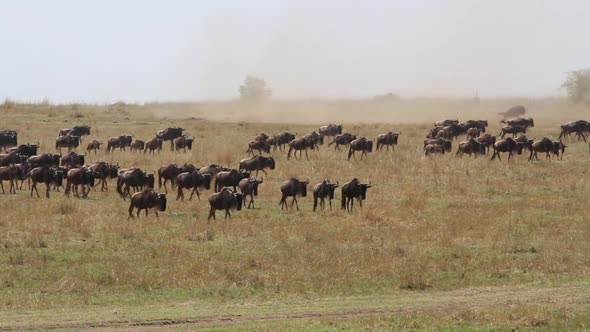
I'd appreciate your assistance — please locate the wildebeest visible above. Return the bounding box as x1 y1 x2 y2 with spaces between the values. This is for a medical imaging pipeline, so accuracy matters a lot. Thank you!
157 163 196 193
173 135 194 152
207 188 243 221
319 124 343 137
64 167 96 198
27 153 60 168
424 143 446 156
156 127 183 150
434 119 459 127
247 140 271 155
7 143 40 158
60 151 85 167
501 117 535 129
0 152 27 167
328 133 357 150
491 138 523 161
0 164 18 194
128 189 167 219
28 166 63 198
88 162 119 191
423 138 452 153
59 125 91 139
239 155 275 176
528 137 565 162
466 127 480 139
266 136 278 151
214 169 250 192
238 177 263 209
552 140 567 160
106 135 132 152
341 178 371 213
499 125 526 138
275 132 297 151
498 105 526 119
476 134 496 154
303 131 324 149
0 130 17 152
559 120 590 142
175 170 212 201
198 164 230 178
86 140 102 154
129 139 145 153
254 133 269 142
375 132 400 151
55 135 81 152
116 167 155 199
279 178 309 211
441 123 468 139
312 179 339 212
462 120 488 133
144 137 163 154
455 139 486 158
347 137 373 160
287 138 314 160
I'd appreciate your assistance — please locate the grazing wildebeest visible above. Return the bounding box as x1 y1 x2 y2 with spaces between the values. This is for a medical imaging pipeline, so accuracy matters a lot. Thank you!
238 177 263 209
423 138 452 152
466 127 480 139
498 105 526 119
247 140 271 155
239 155 275 176
0 130 17 152
214 169 250 192
0 164 18 194
341 178 371 213
501 117 535 129
59 125 91 140
375 132 400 151
88 162 119 191
106 135 132 152
491 138 523 161
499 125 526 138
312 179 339 212
55 135 80 152
27 153 60 167
157 163 196 193
156 127 183 150
86 140 102 154
434 120 459 127
303 131 324 149
128 189 167 219
476 134 496 154
64 167 96 198
0 152 27 167
287 138 314 160
559 120 590 142
455 139 486 158
254 133 269 142
319 124 343 137
207 188 243 221
129 139 145 153
528 137 564 162
7 143 40 158
275 132 297 151
175 171 212 201
198 164 230 178
28 166 63 198
60 151 85 167
173 135 194 152
279 178 308 211
144 137 163 154
424 143 446 156
328 133 357 150
116 168 155 199
347 137 373 160
462 120 488 133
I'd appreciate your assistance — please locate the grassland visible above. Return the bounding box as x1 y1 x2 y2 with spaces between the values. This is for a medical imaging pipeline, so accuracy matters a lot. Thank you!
1 98 590 330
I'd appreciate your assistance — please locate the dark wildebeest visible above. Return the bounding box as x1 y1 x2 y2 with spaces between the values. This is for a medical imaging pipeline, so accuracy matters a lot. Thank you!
0 152 27 167
442 123 468 139
275 132 297 151
0 164 18 194
303 131 324 149
528 138 565 162
466 127 480 139
462 120 488 133
144 137 163 154
173 135 194 152
477 134 496 155
455 139 486 158
60 151 85 167
59 125 91 140
247 140 271 155
238 177 263 209
129 139 145 153
14 163 31 190
491 138 523 161
266 136 278 151
55 135 81 152
28 166 63 198
341 178 371 213
0 130 17 152
423 138 452 152
27 153 60 168
106 135 132 152
175 171 212 201
559 120 590 142
347 137 373 160
88 162 119 191
287 138 314 160
552 140 567 160
128 189 167 219
254 133 269 142
279 178 309 211
198 164 230 178
207 188 243 221
501 117 535 129
498 105 526 119
214 169 250 192
239 155 275 176
7 143 40 158
116 168 155 200
434 120 459 127
64 167 97 198
312 179 339 212
328 133 356 151
156 127 184 151
499 125 526 138
375 132 400 151
319 124 343 138
157 163 196 193
86 140 102 154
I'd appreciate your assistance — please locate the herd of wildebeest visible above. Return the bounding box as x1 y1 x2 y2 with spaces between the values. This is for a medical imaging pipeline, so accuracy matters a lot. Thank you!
0 105 589 220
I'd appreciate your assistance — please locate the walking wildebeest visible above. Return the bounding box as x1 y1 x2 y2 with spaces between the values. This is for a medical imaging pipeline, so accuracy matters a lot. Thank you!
466 127 480 139
128 189 167 219
455 139 486 158
59 125 91 140
341 178 371 213
247 140 271 155
424 143 446 156
106 135 132 152
207 188 243 221
64 167 97 198
7 143 40 158
348 137 373 160
175 170 212 201
238 177 263 209
156 127 183 150
501 117 535 129
198 164 230 178
55 135 81 152
86 140 102 154
214 169 250 192
144 137 163 154
528 138 565 162
499 125 526 138
303 131 324 149
319 124 343 137
129 139 145 153
375 132 400 151
116 168 155 199
552 140 567 160
328 133 357 150
60 151 85 167
0 130 17 152
28 166 63 198
266 135 278 151
423 138 452 152
173 135 194 152
462 120 488 133
27 153 60 168
275 132 297 151
287 138 314 160
0 164 18 194
279 178 309 211
434 120 459 127
491 138 523 161
476 134 496 154
559 120 590 142
312 179 339 212
157 163 196 193
0 152 27 167
239 155 275 176
88 162 119 191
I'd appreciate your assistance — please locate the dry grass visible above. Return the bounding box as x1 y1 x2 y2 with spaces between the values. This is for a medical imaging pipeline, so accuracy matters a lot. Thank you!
0 98 589 328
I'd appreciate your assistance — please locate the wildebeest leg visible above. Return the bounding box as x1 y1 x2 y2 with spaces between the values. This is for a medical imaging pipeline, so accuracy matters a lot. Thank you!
128 204 135 219
292 196 299 211
176 187 184 201
31 182 39 197
225 209 231 220
304 150 309 161
0 181 5 194
528 150 534 162
208 207 216 222
313 195 318 212
189 188 200 200
10 179 15 194
329 198 332 211
358 198 363 209
45 183 50 198
248 194 254 209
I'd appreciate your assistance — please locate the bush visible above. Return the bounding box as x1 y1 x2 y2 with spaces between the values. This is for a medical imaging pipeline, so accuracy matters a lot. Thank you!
239 76 272 102
561 68 590 105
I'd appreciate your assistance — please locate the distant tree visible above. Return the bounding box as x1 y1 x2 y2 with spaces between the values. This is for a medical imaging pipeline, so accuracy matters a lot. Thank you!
239 76 272 101
561 68 590 104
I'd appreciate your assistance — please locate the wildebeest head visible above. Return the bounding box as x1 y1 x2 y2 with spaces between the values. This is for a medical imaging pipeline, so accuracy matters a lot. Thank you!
202 173 212 190
296 178 309 197
146 173 155 188
327 181 339 199
53 168 64 187
367 140 373 152
235 193 244 211
266 157 276 170
156 193 167 211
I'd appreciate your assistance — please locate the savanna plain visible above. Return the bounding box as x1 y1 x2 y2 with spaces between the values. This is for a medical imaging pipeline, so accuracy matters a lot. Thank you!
1 98 590 331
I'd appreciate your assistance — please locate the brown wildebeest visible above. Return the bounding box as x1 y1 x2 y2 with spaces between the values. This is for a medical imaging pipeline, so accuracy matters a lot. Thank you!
501 117 535 129
476 134 496 154
55 134 80 152
528 137 563 162
207 188 243 221
59 125 91 139
341 178 371 213
423 138 452 152
499 125 526 138
498 105 526 119
106 135 132 152
552 140 567 160
279 178 309 211
27 153 60 167
86 140 102 154
0 164 18 194
275 132 297 151
303 131 324 149
144 137 163 154
7 143 40 157
312 179 339 212
60 151 85 167
64 167 97 198
214 169 250 192
434 119 459 127
328 133 356 150
455 139 486 158
266 136 278 151
128 189 167 219
88 162 119 191
247 140 271 155
375 132 400 151
348 137 373 160
173 135 194 152
175 170 212 201
239 155 275 176
424 143 445 156
319 124 343 137
491 138 522 161
287 138 314 160
466 127 480 139
116 168 155 200
198 164 230 178
559 120 590 142
254 133 269 142
157 163 196 193
28 166 64 198
0 152 27 167
238 177 263 209
129 139 145 153
156 127 184 150
462 120 488 133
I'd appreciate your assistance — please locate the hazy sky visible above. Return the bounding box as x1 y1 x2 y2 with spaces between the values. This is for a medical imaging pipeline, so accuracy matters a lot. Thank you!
1 0 589 102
